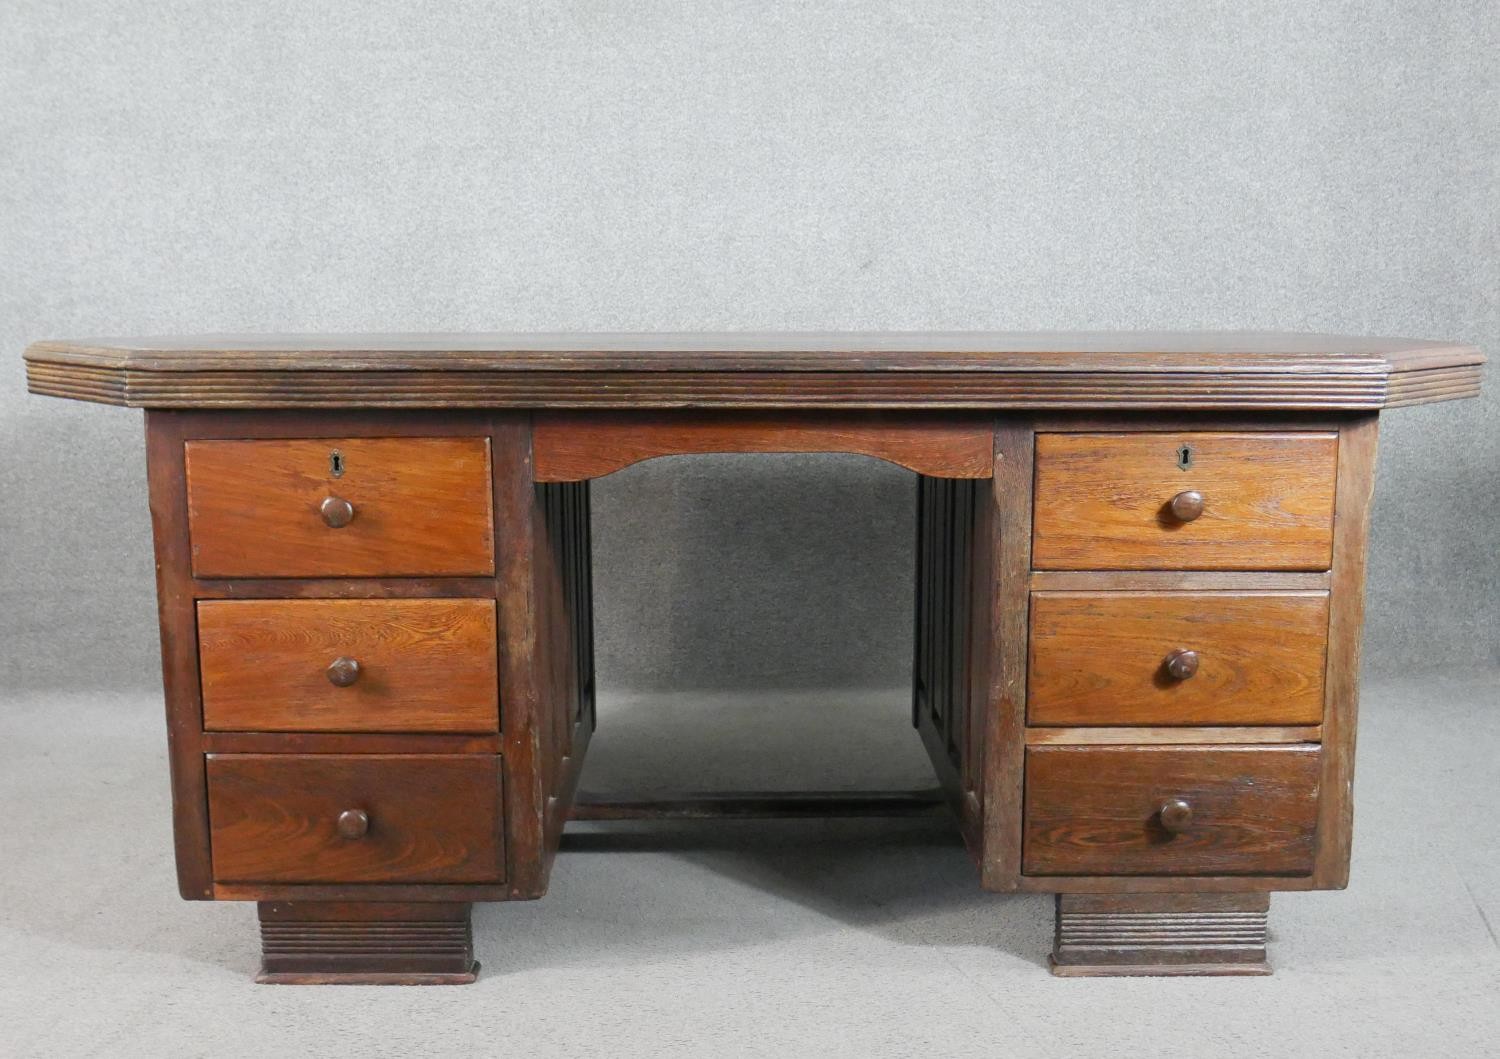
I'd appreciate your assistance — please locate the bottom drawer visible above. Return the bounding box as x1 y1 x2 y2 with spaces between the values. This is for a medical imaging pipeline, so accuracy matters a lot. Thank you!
1023 745 1320 876
207 754 504 884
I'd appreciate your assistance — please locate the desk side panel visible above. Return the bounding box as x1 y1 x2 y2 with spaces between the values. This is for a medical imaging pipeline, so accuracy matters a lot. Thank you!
145 411 214 898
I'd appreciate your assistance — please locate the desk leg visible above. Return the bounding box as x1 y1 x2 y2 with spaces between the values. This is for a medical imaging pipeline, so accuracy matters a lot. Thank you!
255 901 479 985
1049 893 1272 976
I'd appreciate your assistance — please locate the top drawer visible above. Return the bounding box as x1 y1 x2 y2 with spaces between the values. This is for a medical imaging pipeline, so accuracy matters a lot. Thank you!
186 437 495 578
1032 432 1337 571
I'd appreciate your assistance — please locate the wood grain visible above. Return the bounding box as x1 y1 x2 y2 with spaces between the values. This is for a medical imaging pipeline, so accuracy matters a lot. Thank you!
185 437 495 577
980 421 1033 888
534 412 993 479
202 732 501 755
490 417 548 899
198 599 499 733
1315 415 1379 887
534 479 597 882
1023 745 1321 876
257 901 477 984
206 754 504 884
1051 893 1271 976
23 331 1484 410
913 475 985 855
569 789 946 820
1032 432 1338 570
143 412 214 898
1027 591 1329 726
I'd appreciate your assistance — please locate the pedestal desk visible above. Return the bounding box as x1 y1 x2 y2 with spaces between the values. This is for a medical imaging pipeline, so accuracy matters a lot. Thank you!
23 332 1484 982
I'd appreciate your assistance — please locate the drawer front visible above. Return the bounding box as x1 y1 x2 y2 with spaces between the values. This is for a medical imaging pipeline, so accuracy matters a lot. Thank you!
199 598 499 733
207 754 504 884
186 437 495 578
1023 745 1320 876
1032 432 1337 570
1028 591 1328 726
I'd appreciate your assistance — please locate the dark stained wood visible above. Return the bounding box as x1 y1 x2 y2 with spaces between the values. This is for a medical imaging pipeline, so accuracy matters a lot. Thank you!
219 883 510 902
201 732 500 755
1158 798 1194 833
980 421 1033 889
143 412 214 899
1315 415 1379 887
193 577 498 600
185 437 495 577
24 332 1484 410
534 478 597 875
23 344 1481 982
569 789 946 821
1023 745 1321 877
913 474 985 853
257 901 477 985
319 496 355 528
489 416 570 900
1051 893 1272 977
1032 432 1339 570
1027 591 1329 726
198 598 499 733
206 754 504 884
535 412 993 480
23 329 1483 366
1167 489 1205 522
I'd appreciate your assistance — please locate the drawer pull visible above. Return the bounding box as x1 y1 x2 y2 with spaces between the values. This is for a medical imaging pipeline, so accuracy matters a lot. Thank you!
336 809 370 839
1163 647 1200 681
319 495 355 528
1158 798 1194 834
1168 489 1205 522
325 656 361 687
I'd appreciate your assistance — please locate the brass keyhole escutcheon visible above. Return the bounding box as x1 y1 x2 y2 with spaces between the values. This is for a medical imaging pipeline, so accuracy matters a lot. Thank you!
1176 444 1194 471
330 449 345 478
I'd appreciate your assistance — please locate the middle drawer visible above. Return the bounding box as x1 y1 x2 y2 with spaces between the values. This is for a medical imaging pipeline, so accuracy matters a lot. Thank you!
1028 590 1329 726
198 598 499 733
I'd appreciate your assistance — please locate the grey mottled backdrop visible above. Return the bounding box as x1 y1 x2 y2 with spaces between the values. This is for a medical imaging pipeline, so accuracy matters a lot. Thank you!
2 1 1496 695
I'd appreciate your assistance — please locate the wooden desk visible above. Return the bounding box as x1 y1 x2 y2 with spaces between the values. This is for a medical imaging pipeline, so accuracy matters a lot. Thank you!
24 332 1484 982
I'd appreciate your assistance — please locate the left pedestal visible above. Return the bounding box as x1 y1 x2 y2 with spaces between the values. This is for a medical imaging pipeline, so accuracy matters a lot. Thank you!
256 902 478 985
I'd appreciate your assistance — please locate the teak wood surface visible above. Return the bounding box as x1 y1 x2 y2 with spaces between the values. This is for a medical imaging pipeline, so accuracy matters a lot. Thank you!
1031 431 1338 570
23 331 1483 409
206 754 504 885
197 598 500 734
535 411 994 479
185 437 496 578
19 332 1485 981
1023 745 1321 876
1027 590 1329 726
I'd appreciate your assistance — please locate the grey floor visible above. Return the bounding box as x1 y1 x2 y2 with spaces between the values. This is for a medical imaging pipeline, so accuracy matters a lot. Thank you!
2 675 1497 1058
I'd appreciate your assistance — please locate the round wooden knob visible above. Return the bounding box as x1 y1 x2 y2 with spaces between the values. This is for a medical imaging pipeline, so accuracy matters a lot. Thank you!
1168 490 1205 522
336 809 369 839
1164 648 1200 681
320 495 355 528
1158 799 1193 833
325 656 361 687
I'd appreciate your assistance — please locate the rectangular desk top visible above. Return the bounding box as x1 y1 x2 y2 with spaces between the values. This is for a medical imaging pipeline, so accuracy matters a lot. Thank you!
24 330 1482 411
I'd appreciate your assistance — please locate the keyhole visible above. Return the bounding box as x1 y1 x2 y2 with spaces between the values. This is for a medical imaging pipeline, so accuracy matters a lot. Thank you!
330 450 345 478
1176 444 1193 471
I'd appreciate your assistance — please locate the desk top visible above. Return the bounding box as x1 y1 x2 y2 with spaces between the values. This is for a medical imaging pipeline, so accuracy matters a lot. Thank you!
24 331 1483 411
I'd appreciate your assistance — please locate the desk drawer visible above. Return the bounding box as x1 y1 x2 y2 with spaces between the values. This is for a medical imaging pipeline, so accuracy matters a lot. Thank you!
199 598 499 733
1023 745 1320 876
1028 591 1328 726
207 754 504 884
1032 432 1337 570
185 437 495 578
